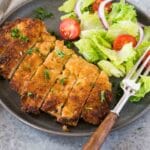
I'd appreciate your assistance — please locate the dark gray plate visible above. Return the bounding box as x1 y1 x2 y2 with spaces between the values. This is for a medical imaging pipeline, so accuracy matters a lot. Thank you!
0 0 150 136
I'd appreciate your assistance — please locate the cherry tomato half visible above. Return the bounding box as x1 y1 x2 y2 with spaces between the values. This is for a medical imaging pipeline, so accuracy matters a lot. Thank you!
92 0 112 12
59 18 81 40
113 34 137 51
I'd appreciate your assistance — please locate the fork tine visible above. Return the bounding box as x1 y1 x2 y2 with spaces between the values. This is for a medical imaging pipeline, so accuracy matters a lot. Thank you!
143 65 150 76
133 56 150 81
125 47 150 79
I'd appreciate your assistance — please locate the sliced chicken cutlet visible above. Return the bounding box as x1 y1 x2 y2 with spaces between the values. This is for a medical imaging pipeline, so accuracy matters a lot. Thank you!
41 55 83 117
21 41 74 114
10 33 56 93
82 71 112 125
0 18 46 79
57 59 100 126
0 19 23 54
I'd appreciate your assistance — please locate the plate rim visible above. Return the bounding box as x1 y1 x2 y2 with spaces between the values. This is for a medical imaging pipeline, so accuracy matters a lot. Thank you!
0 0 150 136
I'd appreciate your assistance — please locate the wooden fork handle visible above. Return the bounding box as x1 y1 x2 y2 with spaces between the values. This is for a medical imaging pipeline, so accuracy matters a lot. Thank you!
83 112 118 150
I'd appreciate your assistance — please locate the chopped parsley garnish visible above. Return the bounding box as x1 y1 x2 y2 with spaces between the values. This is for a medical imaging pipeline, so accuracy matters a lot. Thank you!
100 91 105 102
11 28 20 38
55 49 65 58
60 77 67 85
19 35 29 42
26 48 33 55
27 92 33 97
64 41 74 49
44 69 50 80
11 28 29 42
34 7 53 20
26 47 40 55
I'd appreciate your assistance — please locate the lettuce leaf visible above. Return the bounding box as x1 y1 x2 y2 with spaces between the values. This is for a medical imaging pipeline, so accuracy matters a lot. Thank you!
106 21 139 41
107 0 137 24
81 29 111 48
94 43 136 65
143 26 150 43
117 43 136 64
135 41 150 60
80 0 95 12
80 12 103 30
74 38 100 62
60 12 77 20
98 60 124 77
58 0 77 13
130 76 150 102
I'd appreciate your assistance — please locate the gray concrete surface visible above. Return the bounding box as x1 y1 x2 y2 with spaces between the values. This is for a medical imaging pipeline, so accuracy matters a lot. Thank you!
0 0 150 150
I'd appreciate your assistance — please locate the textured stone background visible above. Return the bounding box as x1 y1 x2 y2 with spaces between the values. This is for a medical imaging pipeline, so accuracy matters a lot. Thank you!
0 0 150 150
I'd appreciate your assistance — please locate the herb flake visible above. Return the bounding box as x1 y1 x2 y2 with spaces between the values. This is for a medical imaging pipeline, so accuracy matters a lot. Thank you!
64 41 74 49
44 69 50 80
34 7 53 20
10 28 29 42
11 28 20 38
19 35 29 42
55 49 65 58
26 48 33 55
27 92 33 97
26 47 40 55
60 77 67 85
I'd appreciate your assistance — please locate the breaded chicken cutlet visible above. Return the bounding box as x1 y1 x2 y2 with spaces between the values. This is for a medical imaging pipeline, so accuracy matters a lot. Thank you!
0 18 112 128
0 18 46 79
10 32 56 93
21 40 74 114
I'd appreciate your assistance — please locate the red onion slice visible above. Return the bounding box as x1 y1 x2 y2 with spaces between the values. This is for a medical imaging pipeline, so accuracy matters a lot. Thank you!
98 0 113 30
135 24 144 48
75 0 82 19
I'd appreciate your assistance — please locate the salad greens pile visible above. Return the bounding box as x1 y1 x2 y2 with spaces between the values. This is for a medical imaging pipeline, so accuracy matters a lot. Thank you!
59 0 150 102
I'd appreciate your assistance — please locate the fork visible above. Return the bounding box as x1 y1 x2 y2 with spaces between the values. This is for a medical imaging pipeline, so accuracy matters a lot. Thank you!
83 47 150 150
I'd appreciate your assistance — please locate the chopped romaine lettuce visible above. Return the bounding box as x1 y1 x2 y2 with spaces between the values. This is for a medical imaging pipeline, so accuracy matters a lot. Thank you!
80 29 106 38
81 29 111 48
135 41 150 60
106 21 139 41
117 43 136 64
130 76 150 102
143 26 150 42
58 0 77 13
94 43 136 65
80 12 103 30
98 60 124 77
74 38 100 62
123 59 134 73
80 0 95 12
60 12 77 20
107 0 137 24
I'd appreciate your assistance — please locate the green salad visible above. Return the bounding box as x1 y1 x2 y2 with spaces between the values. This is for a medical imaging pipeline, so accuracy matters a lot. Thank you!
58 0 150 102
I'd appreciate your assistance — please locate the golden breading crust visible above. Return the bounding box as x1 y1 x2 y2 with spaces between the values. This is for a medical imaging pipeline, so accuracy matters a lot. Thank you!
41 55 82 117
81 71 112 125
21 41 74 114
0 18 46 79
57 58 100 126
10 33 56 93
0 19 22 54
